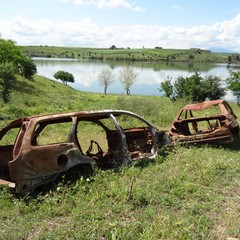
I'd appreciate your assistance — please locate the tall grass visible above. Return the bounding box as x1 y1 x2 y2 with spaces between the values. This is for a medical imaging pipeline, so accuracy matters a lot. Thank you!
0 144 239 239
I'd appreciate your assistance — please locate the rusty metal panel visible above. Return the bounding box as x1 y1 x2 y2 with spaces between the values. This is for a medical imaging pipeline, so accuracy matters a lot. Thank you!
170 100 239 145
0 179 15 188
182 100 223 111
0 110 170 194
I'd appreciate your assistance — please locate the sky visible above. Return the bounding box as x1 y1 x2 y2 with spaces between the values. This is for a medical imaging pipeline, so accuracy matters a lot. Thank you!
1 0 240 52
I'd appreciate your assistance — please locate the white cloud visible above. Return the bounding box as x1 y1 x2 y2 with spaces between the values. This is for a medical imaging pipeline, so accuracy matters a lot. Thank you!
1 14 240 52
59 0 145 11
170 5 185 10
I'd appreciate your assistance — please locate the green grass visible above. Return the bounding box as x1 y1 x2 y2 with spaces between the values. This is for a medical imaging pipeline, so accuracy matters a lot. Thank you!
0 75 239 239
0 74 186 129
23 45 231 63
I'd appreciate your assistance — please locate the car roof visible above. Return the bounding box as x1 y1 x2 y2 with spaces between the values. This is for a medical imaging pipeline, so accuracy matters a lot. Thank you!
181 100 225 111
3 110 155 129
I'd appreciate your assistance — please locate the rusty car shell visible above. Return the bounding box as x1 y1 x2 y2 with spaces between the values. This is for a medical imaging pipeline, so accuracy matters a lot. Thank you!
0 110 170 194
170 100 239 144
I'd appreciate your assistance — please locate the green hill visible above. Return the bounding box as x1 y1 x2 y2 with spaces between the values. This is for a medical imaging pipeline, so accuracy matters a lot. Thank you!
0 75 239 239
23 45 233 63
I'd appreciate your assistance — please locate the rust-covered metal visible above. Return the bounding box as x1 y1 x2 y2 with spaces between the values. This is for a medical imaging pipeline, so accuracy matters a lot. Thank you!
170 100 239 144
0 110 170 194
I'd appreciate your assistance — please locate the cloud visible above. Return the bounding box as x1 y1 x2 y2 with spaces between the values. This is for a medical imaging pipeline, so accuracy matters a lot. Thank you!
1 14 240 52
170 5 186 10
59 0 145 11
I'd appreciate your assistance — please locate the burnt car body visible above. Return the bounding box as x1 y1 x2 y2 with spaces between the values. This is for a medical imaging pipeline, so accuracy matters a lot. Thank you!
0 110 170 194
170 100 239 144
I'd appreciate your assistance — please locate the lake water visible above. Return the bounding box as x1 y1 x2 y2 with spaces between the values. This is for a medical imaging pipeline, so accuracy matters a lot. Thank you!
33 58 238 101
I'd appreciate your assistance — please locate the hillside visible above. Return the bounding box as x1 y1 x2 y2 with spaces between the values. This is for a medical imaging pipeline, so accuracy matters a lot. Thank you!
0 75 239 239
0 74 188 129
23 45 234 63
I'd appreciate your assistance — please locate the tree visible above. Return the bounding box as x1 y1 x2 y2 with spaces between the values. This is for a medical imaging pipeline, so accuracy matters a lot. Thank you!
173 73 202 101
0 38 23 64
0 38 28 102
54 71 75 85
119 66 138 95
160 73 225 102
174 76 185 99
0 37 37 80
226 70 240 104
19 57 37 79
0 63 16 103
98 68 114 94
158 76 175 101
202 75 225 100
184 72 203 102
174 73 225 102
109 45 117 50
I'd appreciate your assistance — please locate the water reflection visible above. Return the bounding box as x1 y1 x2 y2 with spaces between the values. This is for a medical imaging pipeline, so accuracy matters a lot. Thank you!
33 58 237 100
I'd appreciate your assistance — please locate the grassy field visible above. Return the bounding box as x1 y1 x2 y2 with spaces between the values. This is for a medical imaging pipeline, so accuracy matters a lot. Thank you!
0 75 239 240
23 45 231 63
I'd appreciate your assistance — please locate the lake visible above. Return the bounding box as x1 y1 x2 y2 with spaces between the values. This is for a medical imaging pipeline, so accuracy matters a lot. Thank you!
33 58 238 101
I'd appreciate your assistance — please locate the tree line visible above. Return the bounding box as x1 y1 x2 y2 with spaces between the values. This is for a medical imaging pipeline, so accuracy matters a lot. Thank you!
97 67 240 105
159 71 240 104
52 66 138 96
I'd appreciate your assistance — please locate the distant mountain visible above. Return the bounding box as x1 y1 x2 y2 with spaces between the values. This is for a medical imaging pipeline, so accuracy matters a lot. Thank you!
209 47 237 53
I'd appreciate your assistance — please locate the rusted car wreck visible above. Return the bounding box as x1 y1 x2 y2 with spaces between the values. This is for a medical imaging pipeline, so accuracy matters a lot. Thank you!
170 100 239 144
0 110 170 194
